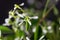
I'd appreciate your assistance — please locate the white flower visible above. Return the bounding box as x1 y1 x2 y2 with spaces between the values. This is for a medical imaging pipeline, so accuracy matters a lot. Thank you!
39 35 45 40
20 3 24 6
29 16 38 19
26 37 30 40
9 15 13 18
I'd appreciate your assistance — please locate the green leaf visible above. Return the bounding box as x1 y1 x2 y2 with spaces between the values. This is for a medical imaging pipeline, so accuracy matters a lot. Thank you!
53 6 59 16
0 25 12 32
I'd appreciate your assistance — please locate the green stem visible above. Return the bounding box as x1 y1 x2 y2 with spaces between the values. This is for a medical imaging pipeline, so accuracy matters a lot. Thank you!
26 21 28 31
42 0 50 17
19 7 25 13
34 26 39 40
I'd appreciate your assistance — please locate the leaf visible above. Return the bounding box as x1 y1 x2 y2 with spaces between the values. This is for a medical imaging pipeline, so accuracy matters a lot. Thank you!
53 6 59 16
0 25 12 32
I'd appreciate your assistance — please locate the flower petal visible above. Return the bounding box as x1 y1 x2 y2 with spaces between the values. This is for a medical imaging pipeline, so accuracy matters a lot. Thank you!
20 3 24 6
29 16 38 19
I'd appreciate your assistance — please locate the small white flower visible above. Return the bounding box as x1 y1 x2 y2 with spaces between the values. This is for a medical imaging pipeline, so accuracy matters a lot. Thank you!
20 3 24 6
26 37 30 40
39 35 45 40
29 16 38 19
47 26 52 30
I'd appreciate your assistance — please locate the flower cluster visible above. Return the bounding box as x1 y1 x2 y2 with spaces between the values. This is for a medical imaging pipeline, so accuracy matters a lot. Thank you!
3 3 38 40
3 3 38 27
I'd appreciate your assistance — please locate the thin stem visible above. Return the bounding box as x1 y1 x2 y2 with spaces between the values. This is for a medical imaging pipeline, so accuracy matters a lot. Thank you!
19 7 25 13
37 5 54 25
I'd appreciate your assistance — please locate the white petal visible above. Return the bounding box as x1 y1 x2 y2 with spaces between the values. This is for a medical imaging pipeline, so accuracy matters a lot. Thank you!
18 21 24 26
15 18 20 24
16 11 24 18
29 16 38 19
42 29 47 34
14 7 16 10
20 3 24 6
26 37 30 40
18 14 24 18
39 35 45 40
5 18 9 23
22 13 27 16
3 23 10 26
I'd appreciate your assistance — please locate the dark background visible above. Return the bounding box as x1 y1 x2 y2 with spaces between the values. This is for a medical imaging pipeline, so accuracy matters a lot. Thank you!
0 0 25 24
0 0 60 25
